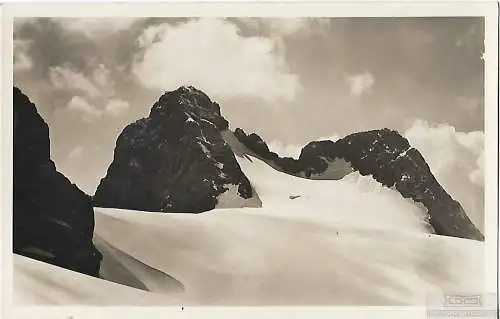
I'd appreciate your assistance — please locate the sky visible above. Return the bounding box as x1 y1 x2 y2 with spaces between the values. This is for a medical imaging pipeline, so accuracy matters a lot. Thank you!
13 17 485 227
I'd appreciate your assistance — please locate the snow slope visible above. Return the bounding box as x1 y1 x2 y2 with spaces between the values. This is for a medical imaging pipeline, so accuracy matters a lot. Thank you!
13 254 176 306
13 144 484 306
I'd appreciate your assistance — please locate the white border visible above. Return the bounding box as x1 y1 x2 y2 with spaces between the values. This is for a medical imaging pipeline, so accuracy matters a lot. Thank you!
1 1 498 17
2 2 498 319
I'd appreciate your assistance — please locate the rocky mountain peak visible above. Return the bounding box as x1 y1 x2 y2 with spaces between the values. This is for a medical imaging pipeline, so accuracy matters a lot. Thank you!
149 86 228 130
93 86 259 213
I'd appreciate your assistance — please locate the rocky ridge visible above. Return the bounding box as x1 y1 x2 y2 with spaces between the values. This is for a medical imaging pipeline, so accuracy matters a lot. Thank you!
234 127 484 241
13 87 102 276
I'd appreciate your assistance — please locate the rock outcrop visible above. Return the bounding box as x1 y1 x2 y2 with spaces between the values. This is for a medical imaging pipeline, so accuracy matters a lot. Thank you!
234 128 484 241
13 87 102 276
93 86 259 213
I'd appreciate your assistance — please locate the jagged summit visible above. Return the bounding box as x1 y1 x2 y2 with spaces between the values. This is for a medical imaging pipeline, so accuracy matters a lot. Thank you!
149 86 228 130
93 86 259 213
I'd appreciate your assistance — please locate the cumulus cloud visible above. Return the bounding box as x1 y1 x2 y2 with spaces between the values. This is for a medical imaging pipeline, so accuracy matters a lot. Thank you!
346 72 375 97
105 99 130 116
49 66 101 97
404 119 484 231
133 18 300 102
404 120 484 184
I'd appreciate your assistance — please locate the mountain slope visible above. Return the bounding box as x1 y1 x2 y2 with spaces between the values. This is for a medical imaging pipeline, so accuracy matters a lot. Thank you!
13 87 102 277
14 254 176 305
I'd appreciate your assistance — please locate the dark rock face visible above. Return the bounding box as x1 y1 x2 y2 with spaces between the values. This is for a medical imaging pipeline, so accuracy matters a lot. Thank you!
93 86 256 213
235 128 484 241
13 87 102 276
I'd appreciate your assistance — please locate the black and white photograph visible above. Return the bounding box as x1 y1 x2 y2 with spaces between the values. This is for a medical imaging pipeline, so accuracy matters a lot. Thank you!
2 1 499 318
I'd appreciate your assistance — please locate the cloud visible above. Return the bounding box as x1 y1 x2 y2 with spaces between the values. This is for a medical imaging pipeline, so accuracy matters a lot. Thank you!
404 120 484 182
47 62 119 104
105 99 130 116
49 65 101 97
238 18 331 37
47 62 128 121
267 141 303 159
58 18 141 37
65 96 130 122
92 63 113 86
67 96 103 122
133 18 300 102
136 23 165 48
468 151 484 186
404 119 484 230
268 134 340 159
245 18 308 36
346 72 375 97
268 19 312 36
13 39 33 71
